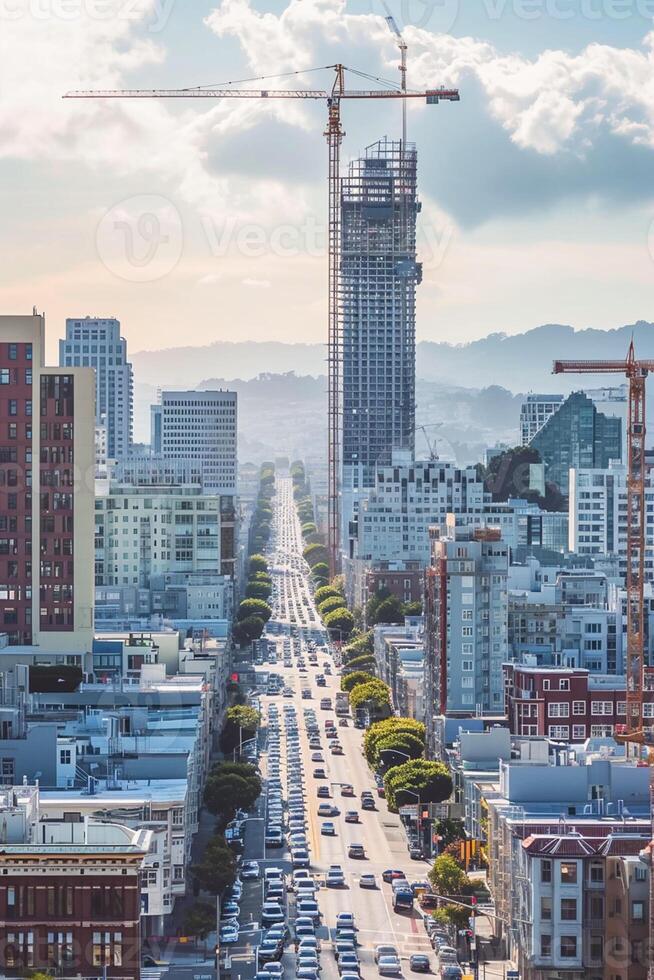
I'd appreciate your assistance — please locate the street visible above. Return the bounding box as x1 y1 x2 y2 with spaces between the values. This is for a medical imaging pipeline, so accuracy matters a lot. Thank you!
227 477 438 980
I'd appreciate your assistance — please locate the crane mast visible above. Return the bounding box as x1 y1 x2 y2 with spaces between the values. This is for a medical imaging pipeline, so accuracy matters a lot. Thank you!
65 64 460 580
554 344 654 980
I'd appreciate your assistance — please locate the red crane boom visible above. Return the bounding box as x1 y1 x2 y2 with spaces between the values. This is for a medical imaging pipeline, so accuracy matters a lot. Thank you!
65 64 460 577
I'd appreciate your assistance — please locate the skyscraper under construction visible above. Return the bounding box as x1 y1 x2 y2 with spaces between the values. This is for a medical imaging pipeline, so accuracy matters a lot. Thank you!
340 137 420 548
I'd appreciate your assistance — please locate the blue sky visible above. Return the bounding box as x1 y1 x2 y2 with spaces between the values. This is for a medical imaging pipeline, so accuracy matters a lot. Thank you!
2 0 654 359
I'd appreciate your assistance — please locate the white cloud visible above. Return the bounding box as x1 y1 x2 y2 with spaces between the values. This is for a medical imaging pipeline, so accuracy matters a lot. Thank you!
242 277 271 288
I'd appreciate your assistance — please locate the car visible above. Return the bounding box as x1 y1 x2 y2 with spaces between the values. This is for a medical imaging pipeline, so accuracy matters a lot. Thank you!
361 797 376 811
296 880 317 896
292 847 310 868
221 900 240 919
311 752 324 762
336 912 355 929
382 869 406 883
341 784 355 797
335 929 357 946
436 948 458 963
317 786 331 798
337 953 360 975
331 744 344 755
296 970 320 980
439 969 462 980
313 768 326 778
318 803 339 817
265 829 284 847
348 844 365 859
261 902 286 925
321 821 336 836
339 718 348 727
344 811 359 823
378 956 402 976
326 869 345 888
258 941 284 964
410 955 431 972
265 924 288 942
296 899 321 921
374 946 399 964
409 845 424 860
262 963 284 977
295 924 317 941
219 923 240 944
359 873 377 888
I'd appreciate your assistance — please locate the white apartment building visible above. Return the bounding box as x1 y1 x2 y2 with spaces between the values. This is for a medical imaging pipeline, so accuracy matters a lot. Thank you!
60 317 133 460
351 454 487 565
520 394 565 445
152 390 237 494
569 463 654 580
95 485 226 588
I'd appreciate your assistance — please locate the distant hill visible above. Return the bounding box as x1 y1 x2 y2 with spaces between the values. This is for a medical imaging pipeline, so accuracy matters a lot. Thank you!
132 320 654 391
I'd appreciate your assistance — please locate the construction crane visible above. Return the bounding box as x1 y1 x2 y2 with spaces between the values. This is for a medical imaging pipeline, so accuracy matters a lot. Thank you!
554 343 654 980
380 0 408 146
64 64 460 579
414 422 444 460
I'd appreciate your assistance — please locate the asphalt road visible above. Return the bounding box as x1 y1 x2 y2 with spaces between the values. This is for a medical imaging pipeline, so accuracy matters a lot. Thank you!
226 476 439 980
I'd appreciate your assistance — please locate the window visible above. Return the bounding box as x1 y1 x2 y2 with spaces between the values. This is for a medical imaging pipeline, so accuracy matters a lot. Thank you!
548 702 569 717
59 749 71 765
572 725 586 740
541 860 552 883
548 725 569 739
560 862 578 884
573 701 585 715
633 901 645 921
560 678 570 691
635 865 647 882
560 936 577 958
543 679 550 690
560 898 577 920
540 934 551 957
540 896 552 920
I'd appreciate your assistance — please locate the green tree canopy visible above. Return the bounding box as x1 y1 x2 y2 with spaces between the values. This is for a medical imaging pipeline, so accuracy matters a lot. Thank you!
184 901 217 939
315 585 342 605
303 542 329 568
248 554 268 574
375 732 425 770
204 773 261 818
192 834 237 895
343 631 374 660
348 678 392 716
301 522 318 536
237 598 272 622
363 717 426 766
232 616 265 646
323 607 355 640
404 600 423 617
370 594 405 626
245 580 272 601
428 853 471 897
220 705 260 752
384 759 453 812
340 670 375 693
318 595 346 616
342 654 377 675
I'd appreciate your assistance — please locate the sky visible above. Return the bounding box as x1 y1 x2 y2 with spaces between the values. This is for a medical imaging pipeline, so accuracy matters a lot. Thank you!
3 0 654 360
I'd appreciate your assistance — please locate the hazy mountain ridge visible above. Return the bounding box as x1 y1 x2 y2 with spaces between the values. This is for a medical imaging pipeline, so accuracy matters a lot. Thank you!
132 321 654 391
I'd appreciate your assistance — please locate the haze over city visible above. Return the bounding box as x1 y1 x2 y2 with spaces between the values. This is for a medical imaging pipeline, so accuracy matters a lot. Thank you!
5 0 654 354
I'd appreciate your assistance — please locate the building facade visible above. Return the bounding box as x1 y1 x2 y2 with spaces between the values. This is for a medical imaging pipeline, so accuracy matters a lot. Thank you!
60 317 133 461
0 315 94 651
425 519 509 718
529 391 622 497
95 484 236 587
340 139 419 540
520 394 565 445
153 390 237 495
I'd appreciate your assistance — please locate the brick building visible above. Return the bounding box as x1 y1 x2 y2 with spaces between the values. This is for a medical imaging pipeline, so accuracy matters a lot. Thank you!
504 663 654 740
0 314 94 650
0 791 150 978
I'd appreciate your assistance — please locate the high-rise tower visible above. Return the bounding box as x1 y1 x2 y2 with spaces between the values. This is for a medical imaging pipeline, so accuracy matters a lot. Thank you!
60 317 133 461
340 138 419 543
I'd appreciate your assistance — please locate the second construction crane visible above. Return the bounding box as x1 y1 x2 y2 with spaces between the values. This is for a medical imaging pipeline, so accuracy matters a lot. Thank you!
65 63 460 577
